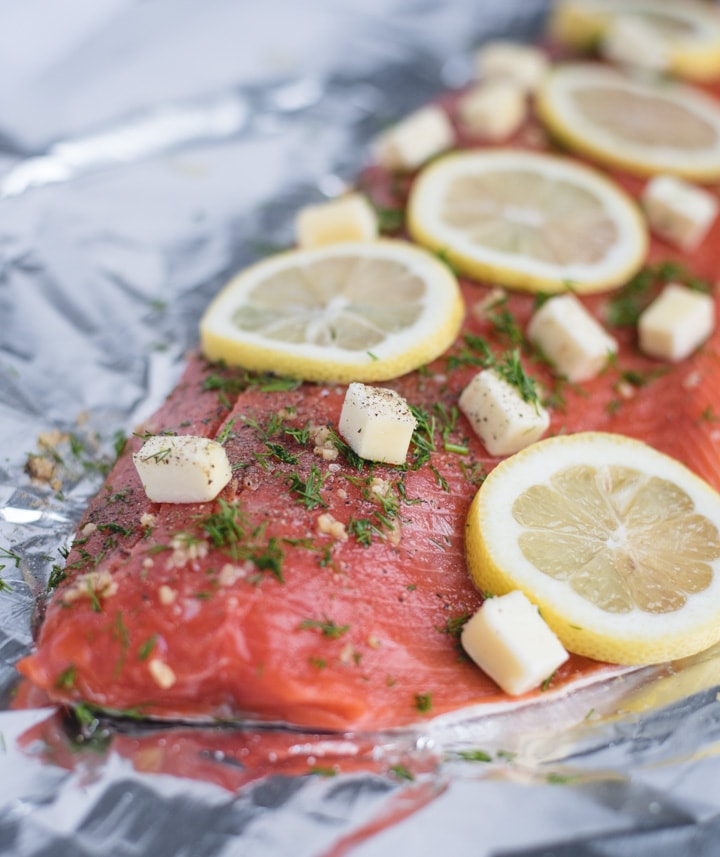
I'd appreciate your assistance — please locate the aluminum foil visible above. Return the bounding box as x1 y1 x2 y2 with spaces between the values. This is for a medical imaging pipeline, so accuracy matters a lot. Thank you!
2 1 720 854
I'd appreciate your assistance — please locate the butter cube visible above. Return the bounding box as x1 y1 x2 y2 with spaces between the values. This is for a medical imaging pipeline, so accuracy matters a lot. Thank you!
461 591 569 696
528 294 618 382
473 41 549 93
638 283 715 362
133 435 232 503
459 368 549 456
339 382 417 465
600 15 670 73
457 80 526 140
296 193 378 249
642 174 719 251
372 104 455 172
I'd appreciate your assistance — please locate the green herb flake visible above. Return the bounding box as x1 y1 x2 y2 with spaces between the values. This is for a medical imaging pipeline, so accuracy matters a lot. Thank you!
457 749 493 763
287 464 328 510
541 671 556 692
308 765 338 777
299 616 350 639
414 692 432 713
55 665 77 689
390 764 415 781
138 635 158 661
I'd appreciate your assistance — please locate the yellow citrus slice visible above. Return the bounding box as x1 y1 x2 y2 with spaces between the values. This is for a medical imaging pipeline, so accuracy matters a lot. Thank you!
537 62 720 180
407 148 647 294
199 239 464 383
465 432 720 665
550 0 720 81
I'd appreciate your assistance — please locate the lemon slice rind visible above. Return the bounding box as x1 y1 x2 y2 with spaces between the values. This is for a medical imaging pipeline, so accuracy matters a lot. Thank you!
466 432 720 665
200 239 465 384
537 63 720 180
407 148 647 294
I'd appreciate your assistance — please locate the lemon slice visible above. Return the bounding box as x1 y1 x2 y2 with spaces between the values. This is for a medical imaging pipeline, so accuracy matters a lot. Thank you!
466 432 720 665
537 62 720 180
199 240 464 383
407 148 647 294
550 0 720 81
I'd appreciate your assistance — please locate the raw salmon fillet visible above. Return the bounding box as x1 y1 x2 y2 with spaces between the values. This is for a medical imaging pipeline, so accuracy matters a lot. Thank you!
17 73 720 732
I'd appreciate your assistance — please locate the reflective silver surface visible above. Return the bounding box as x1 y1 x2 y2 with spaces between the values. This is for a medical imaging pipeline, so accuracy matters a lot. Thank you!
2 1 720 854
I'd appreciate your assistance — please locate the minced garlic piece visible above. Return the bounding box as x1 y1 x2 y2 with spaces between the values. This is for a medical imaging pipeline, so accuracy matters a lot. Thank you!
148 659 176 689
26 454 56 483
219 563 249 586
368 477 392 503
317 512 348 542
81 522 98 537
62 569 118 604
310 424 339 461
165 535 209 570
140 512 157 529
38 429 67 450
158 584 177 605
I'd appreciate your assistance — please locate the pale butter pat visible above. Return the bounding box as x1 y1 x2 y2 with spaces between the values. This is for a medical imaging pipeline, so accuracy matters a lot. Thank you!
459 368 549 456
339 382 417 465
473 40 549 93
133 435 232 503
642 174 719 251
296 193 378 249
528 294 618 382
461 591 569 696
600 15 670 73
457 79 526 140
372 104 454 172
638 283 715 362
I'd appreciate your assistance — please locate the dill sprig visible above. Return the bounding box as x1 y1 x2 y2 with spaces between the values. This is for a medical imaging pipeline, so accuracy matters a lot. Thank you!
287 464 328 510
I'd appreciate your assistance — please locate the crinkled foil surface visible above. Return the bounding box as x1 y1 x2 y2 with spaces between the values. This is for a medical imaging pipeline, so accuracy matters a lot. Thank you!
3 1 720 855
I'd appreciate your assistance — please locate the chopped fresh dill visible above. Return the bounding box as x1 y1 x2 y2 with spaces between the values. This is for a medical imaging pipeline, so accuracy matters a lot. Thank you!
195 500 286 581
541 671 556 692
439 613 471 638
375 205 405 233
216 418 236 445
47 564 68 591
486 297 525 347
429 463 449 492
299 616 350 639
494 348 541 409
456 749 492 762
390 764 415 781
0 548 20 592
407 405 436 470
328 427 366 470
55 665 77 689
606 260 710 328
287 464 328 510
283 424 311 445
414 692 433 713
138 635 158 661
347 516 384 547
